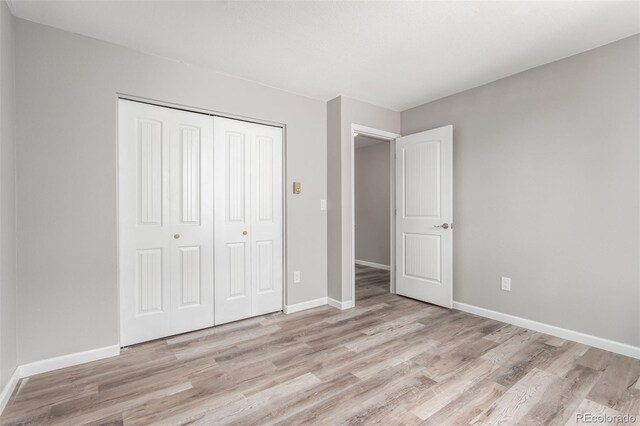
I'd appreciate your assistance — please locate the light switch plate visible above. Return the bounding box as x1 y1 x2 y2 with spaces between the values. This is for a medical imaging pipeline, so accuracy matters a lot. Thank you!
293 182 301 194
501 277 511 291
294 271 301 283
320 199 327 210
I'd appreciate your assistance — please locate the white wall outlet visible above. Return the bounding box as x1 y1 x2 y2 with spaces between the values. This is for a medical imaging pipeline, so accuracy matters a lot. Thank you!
320 199 327 211
501 277 511 291
294 271 301 283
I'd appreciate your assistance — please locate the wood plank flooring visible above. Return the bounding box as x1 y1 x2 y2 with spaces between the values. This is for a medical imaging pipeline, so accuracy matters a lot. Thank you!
2 265 639 425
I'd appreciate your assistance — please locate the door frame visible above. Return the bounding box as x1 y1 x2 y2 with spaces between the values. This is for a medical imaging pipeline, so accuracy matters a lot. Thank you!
115 93 288 346
350 124 401 305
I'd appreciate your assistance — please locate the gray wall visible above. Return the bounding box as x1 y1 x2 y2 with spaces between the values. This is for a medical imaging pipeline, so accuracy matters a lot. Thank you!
327 98 342 301
15 19 327 364
355 141 391 266
0 0 17 391
401 35 640 346
327 96 399 302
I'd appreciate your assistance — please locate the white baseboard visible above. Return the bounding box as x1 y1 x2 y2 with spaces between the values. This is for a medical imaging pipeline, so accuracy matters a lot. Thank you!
284 297 328 314
20 345 121 378
328 298 354 310
453 301 640 360
355 259 390 271
285 296 354 313
0 367 21 415
0 345 120 415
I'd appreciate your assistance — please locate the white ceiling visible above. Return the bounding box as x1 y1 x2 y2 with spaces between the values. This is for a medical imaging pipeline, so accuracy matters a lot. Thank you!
8 1 640 111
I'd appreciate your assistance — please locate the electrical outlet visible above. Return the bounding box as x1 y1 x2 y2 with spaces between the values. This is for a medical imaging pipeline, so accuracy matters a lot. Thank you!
501 277 511 291
320 199 327 211
294 271 301 283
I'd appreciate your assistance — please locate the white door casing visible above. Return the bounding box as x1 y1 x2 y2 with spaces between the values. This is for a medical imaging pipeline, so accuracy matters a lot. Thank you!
214 116 283 325
395 125 453 308
119 100 214 346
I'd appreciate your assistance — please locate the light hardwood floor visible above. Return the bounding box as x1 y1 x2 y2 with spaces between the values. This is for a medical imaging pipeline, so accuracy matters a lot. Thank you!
2 265 639 425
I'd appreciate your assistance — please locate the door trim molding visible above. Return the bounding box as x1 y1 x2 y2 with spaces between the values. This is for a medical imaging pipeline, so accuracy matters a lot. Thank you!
116 93 286 129
453 301 640 359
350 124 401 307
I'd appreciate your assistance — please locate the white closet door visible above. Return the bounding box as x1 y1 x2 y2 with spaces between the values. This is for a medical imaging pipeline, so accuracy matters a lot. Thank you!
168 111 215 334
119 100 214 346
250 122 283 316
214 117 283 325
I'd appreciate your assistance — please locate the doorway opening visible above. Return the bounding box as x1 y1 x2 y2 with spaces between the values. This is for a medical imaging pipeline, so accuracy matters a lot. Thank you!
350 125 401 305
354 133 393 300
349 124 453 309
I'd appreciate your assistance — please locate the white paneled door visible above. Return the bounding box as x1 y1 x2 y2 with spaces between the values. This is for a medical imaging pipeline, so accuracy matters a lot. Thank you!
214 117 283 325
395 125 453 308
119 100 214 346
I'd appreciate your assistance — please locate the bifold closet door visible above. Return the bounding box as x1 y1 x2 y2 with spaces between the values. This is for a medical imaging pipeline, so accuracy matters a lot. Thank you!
214 117 283 325
119 100 214 346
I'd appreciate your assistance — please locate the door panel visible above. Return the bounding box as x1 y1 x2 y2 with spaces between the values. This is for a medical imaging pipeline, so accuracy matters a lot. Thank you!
214 120 252 324
227 242 248 298
136 248 164 313
214 117 283 325
250 127 283 317
404 140 441 217
119 99 214 346
178 246 201 306
137 119 163 225
256 241 274 293
169 111 214 335
178 126 201 224
395 125 452 308
226 132 247 223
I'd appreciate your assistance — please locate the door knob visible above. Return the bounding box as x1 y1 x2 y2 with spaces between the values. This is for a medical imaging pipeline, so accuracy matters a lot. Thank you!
242 231 248 235
174 233 180 239
434 223 449 229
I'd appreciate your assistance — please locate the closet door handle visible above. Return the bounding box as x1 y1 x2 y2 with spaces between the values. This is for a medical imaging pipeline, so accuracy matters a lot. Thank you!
174 234 181 239
242 231 248 235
